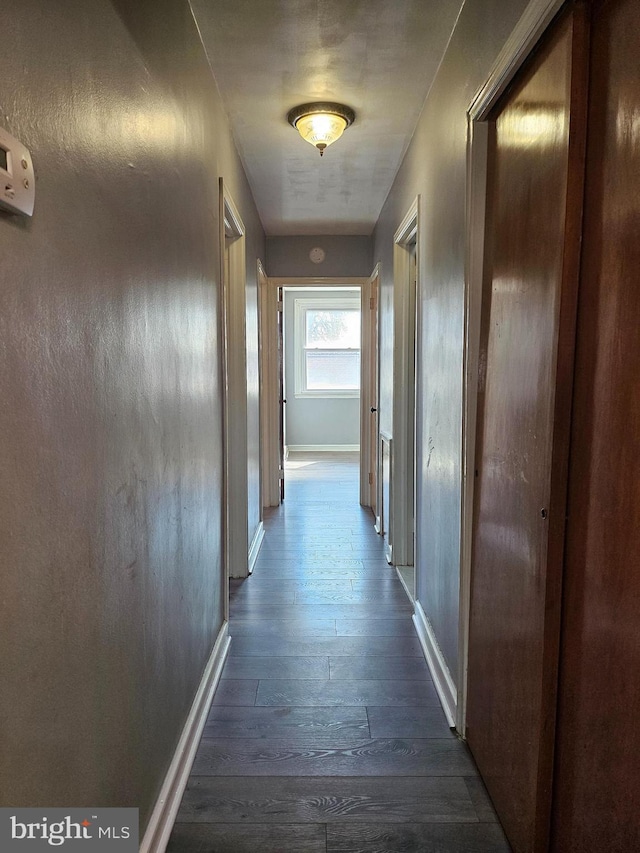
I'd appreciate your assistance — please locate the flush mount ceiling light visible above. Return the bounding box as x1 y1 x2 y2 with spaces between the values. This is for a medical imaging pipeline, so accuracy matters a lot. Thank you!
287 102 355 156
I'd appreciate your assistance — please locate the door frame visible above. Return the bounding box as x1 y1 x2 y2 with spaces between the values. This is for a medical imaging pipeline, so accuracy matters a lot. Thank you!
219 179 249 591
458 0 574 733
259 264 281 508
260 276 372 507
368 263 381 516
257 258 269 509
391 198 419 571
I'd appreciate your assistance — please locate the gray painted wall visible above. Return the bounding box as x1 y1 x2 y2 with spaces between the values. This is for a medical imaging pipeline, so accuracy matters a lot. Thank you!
0 0 264 829
373 0 531 681
284 290 360 448
267 235 373 278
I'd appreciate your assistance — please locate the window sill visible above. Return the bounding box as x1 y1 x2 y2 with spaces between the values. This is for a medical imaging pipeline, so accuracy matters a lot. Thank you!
294 391 361 400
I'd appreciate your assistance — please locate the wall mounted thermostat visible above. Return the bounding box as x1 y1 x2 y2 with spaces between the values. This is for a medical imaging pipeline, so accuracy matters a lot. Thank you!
0 126 35 217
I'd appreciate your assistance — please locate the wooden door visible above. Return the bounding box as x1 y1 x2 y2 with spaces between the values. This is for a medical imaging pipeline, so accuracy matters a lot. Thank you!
466 10 587 853
551 0 640 848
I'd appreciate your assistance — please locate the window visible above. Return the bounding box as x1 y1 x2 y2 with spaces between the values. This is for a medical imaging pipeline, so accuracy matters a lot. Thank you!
294 296 361 397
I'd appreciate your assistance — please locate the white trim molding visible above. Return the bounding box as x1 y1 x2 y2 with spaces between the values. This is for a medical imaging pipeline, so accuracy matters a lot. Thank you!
413 602 457 728
287 444 360 453
258 275 370 509
379 431 393 562
469 0 566 122
269 277 367 287
140 624 231 853
248 522 265 574
395 565 415 604
391 197 419 570
366 263 381 514
220 180 249 585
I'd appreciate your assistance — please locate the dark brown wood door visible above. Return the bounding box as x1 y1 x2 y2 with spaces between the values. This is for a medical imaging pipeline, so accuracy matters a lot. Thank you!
551 0 640 848
466 10 588 853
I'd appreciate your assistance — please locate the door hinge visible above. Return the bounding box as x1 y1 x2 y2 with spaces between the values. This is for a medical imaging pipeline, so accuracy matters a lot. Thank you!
277 300 283 312
368 472 373 485
278 470 285 480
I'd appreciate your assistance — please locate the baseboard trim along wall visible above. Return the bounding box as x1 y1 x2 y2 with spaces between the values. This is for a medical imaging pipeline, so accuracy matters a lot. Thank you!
139 623 231 853
287 444 360 452
395 565 415 603
413 601 458 728
248 522 265 574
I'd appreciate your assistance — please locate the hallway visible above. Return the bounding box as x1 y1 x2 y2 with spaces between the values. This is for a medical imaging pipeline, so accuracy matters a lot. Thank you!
168 453 510 852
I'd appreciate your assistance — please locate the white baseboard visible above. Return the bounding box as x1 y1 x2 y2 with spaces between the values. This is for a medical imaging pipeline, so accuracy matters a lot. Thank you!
248 522 265 574
413 601 457 728
140 623 231 853
395 565 415 603
287 444 360 452
384 541 392 565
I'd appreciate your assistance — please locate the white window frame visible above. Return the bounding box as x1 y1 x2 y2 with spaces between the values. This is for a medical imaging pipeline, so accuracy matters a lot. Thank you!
294 296 361 399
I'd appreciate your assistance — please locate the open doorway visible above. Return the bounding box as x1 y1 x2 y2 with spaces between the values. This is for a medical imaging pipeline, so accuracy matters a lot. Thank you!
283 287 361 462
260 275 377 515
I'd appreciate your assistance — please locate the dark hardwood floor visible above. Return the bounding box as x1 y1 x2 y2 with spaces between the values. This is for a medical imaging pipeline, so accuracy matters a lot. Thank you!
168 452 510 853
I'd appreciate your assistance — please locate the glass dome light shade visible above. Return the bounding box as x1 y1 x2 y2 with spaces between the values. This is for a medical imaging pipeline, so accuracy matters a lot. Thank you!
295 113 348 152
288 103 355 156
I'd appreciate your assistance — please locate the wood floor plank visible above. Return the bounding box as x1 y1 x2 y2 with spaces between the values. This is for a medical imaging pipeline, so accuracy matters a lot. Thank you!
325 822 512 852
230 604 414 620
265 536 381 546
367 706 455 739
245 579 354 591
229 636 423 658
176 776 478 823
221 656 331 680
294 591 411 605
210 679 258 706
230 589 297 604
263 536 356 546
464 777 500 822
251 567 390 579
350 579 407 591
329 656 432 681
260 545 360 554
229 618 337 638
167 823 326 853
255 679 440 707
253 558 366 569
190 737 477 776
335 618 417 637
204 706 370 739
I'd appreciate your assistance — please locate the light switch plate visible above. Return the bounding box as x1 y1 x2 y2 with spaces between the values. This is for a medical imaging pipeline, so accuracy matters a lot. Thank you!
0 127 35 217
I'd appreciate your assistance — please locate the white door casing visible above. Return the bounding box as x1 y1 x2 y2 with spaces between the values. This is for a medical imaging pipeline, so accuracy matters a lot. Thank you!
220 180 249 585
391 198 419 570
259 276 373 508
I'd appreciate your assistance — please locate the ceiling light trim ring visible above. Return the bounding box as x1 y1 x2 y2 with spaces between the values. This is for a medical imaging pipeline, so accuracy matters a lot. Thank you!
287 102 356 129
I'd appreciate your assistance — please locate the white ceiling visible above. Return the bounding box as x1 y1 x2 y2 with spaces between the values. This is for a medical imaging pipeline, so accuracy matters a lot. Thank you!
190 0 463 236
